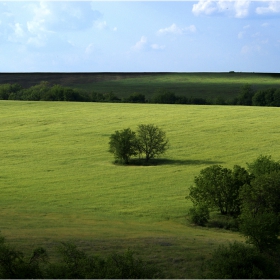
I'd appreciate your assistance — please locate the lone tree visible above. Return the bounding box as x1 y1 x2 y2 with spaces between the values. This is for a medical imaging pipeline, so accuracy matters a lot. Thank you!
137 124 169 162
109 128 137 164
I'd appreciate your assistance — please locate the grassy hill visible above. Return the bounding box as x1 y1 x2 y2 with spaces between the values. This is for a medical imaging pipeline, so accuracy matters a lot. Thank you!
1 101 280 277
1 72 280 100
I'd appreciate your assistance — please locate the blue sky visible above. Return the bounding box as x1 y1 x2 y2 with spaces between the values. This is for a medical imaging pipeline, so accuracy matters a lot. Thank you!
1 1 280 72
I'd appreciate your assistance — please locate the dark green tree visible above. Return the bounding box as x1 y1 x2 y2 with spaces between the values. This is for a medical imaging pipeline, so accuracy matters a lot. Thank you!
236 84 255 105
136 124 169 162
109 128 138 164
125 93 146 103
247 155 280 177
0 234 47 279
239 171 280 252
151 89 178 104
188 165 250 216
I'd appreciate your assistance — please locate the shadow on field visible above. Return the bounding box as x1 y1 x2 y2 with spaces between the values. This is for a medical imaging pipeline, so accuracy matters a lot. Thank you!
127 158 223 166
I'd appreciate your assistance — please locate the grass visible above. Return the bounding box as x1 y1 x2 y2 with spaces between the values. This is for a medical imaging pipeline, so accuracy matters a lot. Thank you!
1 101 280 277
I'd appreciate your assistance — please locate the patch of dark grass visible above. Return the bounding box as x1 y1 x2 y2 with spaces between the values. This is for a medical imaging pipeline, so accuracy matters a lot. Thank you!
207 214 239 232
116 158 224 166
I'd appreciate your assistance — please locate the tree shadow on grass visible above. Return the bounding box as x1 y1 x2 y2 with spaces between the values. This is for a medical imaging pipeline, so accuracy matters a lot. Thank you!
126 158 224 166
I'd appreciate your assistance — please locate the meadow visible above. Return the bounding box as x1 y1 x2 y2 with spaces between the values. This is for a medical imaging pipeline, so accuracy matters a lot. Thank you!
1 100 280 277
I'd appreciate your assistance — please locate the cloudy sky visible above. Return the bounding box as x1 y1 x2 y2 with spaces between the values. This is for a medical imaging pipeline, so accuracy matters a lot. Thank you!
1 0 280 72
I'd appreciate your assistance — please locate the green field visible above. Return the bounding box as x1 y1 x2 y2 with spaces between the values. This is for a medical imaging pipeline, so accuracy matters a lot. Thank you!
1 72 280 100
1 101 280 277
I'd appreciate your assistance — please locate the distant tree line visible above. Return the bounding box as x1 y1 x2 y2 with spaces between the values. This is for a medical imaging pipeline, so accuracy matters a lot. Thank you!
1 81 280 107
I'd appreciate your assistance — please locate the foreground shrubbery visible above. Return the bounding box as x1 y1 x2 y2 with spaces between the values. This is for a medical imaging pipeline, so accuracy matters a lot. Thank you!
0 235 160 279
2 233 280 279
206 242 280 279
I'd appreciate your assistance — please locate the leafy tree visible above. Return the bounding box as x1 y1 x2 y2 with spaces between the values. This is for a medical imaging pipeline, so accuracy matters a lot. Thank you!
272 88 280 106
42 84 65 101
188 165 250 216
136 124 169 162
0 83 22 100
109 128 138 164
125 93 146 103
91 91 106 102
188 96 208 105
236 84 255 105
21 81 51 101
239 171 280 252
247 155 280 177
252 88 280 107
207 242 279 279
103 92 120 102
151 89 178 104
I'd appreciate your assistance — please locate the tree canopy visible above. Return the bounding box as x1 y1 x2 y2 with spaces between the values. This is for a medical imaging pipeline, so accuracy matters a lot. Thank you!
188 164 250 216
108 124 169 164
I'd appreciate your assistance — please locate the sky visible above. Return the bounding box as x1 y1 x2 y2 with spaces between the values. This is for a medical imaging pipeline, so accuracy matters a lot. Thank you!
0 1 280 72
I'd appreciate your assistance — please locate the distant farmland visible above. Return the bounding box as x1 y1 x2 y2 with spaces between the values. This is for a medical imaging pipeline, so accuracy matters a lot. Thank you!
1 72 280 100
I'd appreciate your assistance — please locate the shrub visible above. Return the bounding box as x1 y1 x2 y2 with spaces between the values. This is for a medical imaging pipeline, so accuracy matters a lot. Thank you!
188 204 209 226
207 242 279 279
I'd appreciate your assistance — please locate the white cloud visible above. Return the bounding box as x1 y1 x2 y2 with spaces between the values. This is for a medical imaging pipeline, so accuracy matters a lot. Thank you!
26 2 100 34
14 23 24 37
8 22 25 43
192 0 217 16
157 23 196 36
94 20 108 30
151 44 165 50
132 36 147 51
256 1 280 14
238 31 245 39
85 43 94 55
192 0 251 18
234 1 250 18
241 44 261 55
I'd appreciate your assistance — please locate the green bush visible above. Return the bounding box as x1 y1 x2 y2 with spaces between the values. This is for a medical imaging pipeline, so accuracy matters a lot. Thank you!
188 205 209 226
207 242 279 279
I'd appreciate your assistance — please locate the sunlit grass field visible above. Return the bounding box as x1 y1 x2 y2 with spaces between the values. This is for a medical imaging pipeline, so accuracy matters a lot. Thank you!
1 101 280 277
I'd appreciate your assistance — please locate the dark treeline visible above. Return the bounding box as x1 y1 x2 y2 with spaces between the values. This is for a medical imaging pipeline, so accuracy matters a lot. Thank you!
0 236 161 279
1 81 280 107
